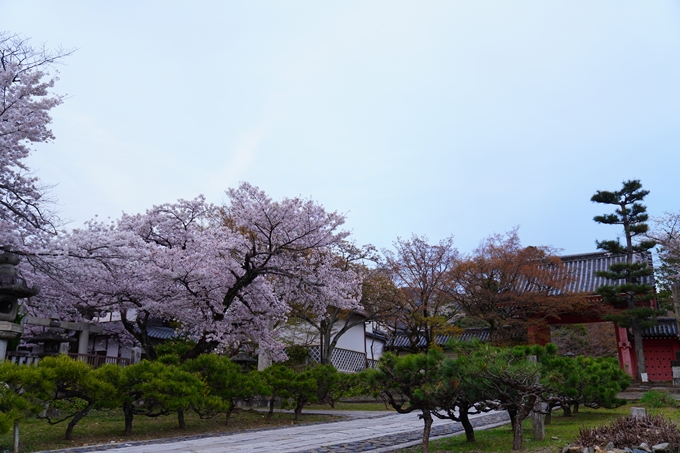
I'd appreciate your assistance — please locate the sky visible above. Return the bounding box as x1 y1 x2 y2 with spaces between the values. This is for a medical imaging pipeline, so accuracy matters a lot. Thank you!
3 1 680 256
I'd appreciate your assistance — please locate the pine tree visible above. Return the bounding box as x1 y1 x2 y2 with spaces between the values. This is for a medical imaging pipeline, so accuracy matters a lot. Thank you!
591 179 661 382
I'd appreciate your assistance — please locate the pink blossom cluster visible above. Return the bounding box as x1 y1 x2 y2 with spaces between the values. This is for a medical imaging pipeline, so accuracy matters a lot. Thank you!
27 184 360 360
0 33 68 250
0 34 360 360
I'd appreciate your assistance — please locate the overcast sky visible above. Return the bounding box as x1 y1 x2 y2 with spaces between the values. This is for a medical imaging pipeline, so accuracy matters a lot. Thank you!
3 1 680 256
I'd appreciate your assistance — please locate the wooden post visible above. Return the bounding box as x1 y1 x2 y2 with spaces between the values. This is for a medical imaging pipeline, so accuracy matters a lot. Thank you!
0 339 7 363
13 420 19 453
528 355 545 441
77 324 90 355
615 325 634 378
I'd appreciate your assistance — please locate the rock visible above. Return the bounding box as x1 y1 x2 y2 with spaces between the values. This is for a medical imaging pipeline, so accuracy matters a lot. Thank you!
612 449 627 453
605 443 615 451
633 449 649 453
595 447 603 452
640 443 652 452
552 436 560 440
625 449 633 453
631 407 647 419
652 443 670 452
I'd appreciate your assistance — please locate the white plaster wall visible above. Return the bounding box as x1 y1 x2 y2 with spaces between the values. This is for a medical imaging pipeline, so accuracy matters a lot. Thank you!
366 337 384 361
334 322 365 353
120 345 132 360
106 340 119 358
277 319 319 346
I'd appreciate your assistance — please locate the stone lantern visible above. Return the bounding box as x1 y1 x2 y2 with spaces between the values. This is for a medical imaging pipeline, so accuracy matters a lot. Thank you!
25 318 77 356
230 347 257 372
0 251 39 360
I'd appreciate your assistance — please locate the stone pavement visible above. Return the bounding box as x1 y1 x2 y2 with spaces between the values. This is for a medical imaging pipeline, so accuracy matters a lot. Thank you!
37 409 510 453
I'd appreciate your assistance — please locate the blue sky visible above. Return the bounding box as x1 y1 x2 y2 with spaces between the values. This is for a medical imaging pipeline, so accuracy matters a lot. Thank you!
4 1 680 256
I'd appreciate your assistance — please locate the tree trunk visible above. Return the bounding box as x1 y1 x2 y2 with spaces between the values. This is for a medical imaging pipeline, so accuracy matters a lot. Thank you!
561 404 572 417
573 402 579 414
267 396 275 420
123 403 134 436
177 408 186 429
459 405 476 442
294 402 303 421
225 405 235 425
545 406 552 425
421 411 433 453
508 408 517 430
65 402 94 440
511 411 524 451
180 338 220 362
321 322 335 365
631 316 646 381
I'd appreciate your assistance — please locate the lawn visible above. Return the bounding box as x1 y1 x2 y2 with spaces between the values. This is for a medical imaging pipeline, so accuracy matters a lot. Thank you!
4 398 677 453
400 402 680 453
0 408 338 453
306 401 393 411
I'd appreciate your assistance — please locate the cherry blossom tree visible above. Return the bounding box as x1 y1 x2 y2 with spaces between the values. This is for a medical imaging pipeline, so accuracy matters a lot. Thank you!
0 32 73 251
30 184 360 361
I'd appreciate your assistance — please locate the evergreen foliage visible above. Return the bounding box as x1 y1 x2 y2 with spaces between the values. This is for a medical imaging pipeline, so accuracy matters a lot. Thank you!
0 362 49 435
37 355 118 440
96 360 206 435
456 343 546 451
591 179 662 381
439 343 495 443
362 349 460 453
182 354 263 424
262 364 296 420
540 352 631 417
282 369 319 421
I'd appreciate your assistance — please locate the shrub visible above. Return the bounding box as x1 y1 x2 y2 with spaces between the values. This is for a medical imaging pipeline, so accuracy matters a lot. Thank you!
577 415 680 451
640 390 677 409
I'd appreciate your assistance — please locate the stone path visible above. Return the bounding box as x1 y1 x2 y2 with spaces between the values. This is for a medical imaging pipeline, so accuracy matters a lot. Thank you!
37 409 510 453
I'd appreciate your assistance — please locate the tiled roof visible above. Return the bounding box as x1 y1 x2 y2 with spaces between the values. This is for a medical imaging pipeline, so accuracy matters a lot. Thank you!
385 318 680 349
147 326 176 340
366 330 387 341
641 318 678 338
386 328 490 349
559 251 654 294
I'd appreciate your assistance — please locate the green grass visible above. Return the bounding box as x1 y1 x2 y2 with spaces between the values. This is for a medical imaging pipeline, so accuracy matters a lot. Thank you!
640 390 679 409
0 408 337 453
6 399 677 453
306 402 393 411
400 404 680 453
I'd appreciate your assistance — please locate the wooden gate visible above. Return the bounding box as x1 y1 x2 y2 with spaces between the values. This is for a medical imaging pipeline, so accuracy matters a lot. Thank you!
643 339 679 382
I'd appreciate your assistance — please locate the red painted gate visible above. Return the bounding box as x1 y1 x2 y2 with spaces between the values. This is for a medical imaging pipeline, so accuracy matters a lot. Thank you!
642 339 680 382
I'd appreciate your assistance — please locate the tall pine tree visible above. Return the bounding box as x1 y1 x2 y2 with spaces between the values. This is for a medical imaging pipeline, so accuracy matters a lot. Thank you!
591 179 661 382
